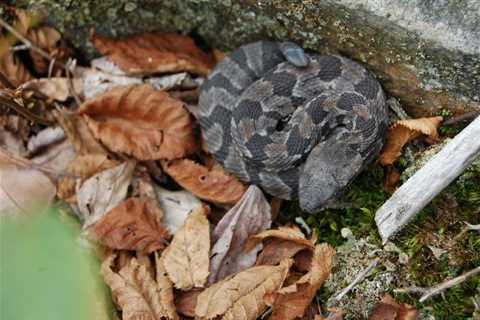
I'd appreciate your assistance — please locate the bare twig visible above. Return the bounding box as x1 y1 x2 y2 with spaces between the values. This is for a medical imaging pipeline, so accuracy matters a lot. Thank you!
395 267 480 303
394 286 428 294
332 258 380 301
65 58 82 105
0 17 66 69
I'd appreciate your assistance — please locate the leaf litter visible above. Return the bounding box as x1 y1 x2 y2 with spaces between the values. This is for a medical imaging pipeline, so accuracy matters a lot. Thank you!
0 17 444 319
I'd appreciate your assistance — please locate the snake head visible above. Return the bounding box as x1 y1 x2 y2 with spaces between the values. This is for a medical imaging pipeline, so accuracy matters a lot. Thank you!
299 138 364 213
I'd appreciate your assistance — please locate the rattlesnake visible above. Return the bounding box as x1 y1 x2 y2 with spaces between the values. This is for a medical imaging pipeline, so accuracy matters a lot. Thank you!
198 41 388 212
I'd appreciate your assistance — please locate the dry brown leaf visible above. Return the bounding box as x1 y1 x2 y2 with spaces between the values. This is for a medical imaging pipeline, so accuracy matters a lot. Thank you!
26 26 69 75
162 158 246 204
57 153 118 200
208 185 272 284
369 294 417 320
21 77 83 102
77 161 135 228
245 225 316 252
53 108 109 155
0 52 33 88
195 258 293 320
78 84 196 160
91 197 171 253
175 288 203 317
256 239 311 267
101 253 179 320
270 244 336 320
162 205 210 290
379 116 443 165
92 32 215 76
383 166 401 194
0 154 56 217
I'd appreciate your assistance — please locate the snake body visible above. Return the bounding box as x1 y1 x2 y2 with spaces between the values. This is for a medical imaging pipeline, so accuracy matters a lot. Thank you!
198 41 389 212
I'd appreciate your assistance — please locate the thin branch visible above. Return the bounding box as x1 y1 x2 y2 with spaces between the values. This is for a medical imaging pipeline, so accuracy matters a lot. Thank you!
394 286 428 294
395 267 480 303
66 58 83 105
332 258 380 301
0 17 66 69
419 266 480 302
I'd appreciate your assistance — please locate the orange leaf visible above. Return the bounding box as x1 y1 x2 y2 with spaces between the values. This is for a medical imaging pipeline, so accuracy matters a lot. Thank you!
91 197 171 253
380 116 443 165
270 244 336 320
256 239 311 266
245 225 316 252
91 32 215 76
162 158 247 205
78 84 197 160
369 294 417 320
175 289 203 318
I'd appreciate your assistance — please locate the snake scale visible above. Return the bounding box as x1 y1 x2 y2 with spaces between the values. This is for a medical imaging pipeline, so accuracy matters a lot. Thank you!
198 41 389 212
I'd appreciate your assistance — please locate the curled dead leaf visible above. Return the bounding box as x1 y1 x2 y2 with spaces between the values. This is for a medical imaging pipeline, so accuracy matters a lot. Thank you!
195 258 293 320
256 239 311 267
92 32 215 76
175 289 203 317
101 253 179 320
270 244 336 320
78 85 197 160
245 225 316 252
162 205 210 290
369 294 417 320
91 197 171 253
380 116 443 165
162 158 246 205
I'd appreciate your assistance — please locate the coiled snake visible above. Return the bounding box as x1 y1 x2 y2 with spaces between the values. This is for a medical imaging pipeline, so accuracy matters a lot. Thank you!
198 41 388 212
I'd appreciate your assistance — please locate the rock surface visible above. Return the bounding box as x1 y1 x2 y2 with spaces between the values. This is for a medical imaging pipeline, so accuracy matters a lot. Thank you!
5 0 480 116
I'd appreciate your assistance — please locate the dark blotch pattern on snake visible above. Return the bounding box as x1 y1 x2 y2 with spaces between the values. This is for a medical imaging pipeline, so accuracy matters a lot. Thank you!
198 41 389 212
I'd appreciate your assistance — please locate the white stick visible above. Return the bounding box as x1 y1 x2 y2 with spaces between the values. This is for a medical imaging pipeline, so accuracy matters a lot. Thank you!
375 116 480 243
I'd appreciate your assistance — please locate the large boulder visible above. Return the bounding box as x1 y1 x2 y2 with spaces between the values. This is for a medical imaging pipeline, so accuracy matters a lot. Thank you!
8 0 480 116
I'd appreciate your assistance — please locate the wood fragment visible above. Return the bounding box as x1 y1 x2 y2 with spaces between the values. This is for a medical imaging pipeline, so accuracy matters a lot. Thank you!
394 266 480 303
375 116 480 243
